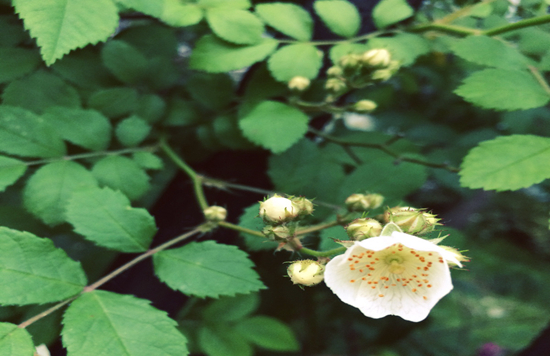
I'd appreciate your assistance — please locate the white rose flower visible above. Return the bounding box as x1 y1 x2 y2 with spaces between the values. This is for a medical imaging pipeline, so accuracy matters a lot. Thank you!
324 231 461 322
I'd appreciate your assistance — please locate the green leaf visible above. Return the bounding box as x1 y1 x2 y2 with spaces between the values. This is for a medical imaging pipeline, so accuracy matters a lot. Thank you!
313 0 360 38
51 47 116 89
92 155 150 201
202 293 260 323
0 227 86 305
454 69 550 111
206 8 264 45
117 0 203 27
66 186 157 252
116 116 151 147
460 135 550 191
329 43 368 64
0 156 26 192
235 316 299 351
153 241 265 298
540 49 550 71
238 203 278 251
132 152 164 170
0 47 41 83
2 70 81 113
197 0 251 9
88 87 139 118
0 322 35 355
372 0 414 29
43 107 112 151
0 15 28 47
101 40 148 84
239 101 309 154
267 44 323 82
117 24 177 59
452 36 528 70
198 325 252 356
0 106 66 158
187 72 234 111
190 35 278 73
23 161 98 226
255 3 313 41
339 158 428 200
62 290 188 356
212 115 252 149
367 33 430 66
13 0 119 65
136 94 166 123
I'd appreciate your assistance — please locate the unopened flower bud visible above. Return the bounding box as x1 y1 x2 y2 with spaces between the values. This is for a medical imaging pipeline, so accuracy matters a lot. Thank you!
353 100 377 113
262 225 291 241
345 193 384 211
346 218 383 240
203 206 227 222
288 76 310 91
325 78 347 92
291 196 314 216
361 49 391 67
259 195 300 224
439 245 470 267
327 66 344 77
35 345 50 356
287 260 324 286
339 53 361 68
384 207 441 235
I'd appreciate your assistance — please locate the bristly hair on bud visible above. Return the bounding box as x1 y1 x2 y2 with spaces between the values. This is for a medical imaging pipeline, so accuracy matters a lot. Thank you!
287 260 325 287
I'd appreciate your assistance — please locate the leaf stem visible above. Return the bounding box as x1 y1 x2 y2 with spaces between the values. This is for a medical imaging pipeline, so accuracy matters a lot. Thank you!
296 220 343 236
160 138 209 210
482 14 550 36
528 65 550 97
18 296 78 329
299 246 346 257
309 128 459 173
409 23 481 36
217 221 265 237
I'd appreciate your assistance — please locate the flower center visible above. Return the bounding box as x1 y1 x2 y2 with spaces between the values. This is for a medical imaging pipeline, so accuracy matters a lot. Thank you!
388 260 406 274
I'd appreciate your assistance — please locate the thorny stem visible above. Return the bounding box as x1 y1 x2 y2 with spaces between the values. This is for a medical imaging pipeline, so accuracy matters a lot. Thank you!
309 128 460 173
160 138 209 210
18 227 203 329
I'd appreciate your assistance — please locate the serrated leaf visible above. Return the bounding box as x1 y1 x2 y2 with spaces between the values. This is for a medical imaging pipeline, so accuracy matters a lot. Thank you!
372 0 414 29
197 0 251 8
66 186 156 252
255 3 312 41
0 227 86 305
198 325 253 356
206 8 264 45
117 0 203 27
43 107 112 151
186 72 234 111
13 0 119 65
91 155 150 201
367 33 429 66
0 106 66 158
0 156 26 192
190 35 278 73
2 70 80 114
132 152 164 170
0 47 41 83
238 203 278 251
116 116 151 147
88 87 139 118
23 161 98 226
339 158 428 200
267 44 323 82
455 69 550 111
313 0 360 38
62 290 188 356
235 316 299 351
0 322 35 355
101 40 148 84
202 293 260 323
153 241 265 298
452 36 528 70
460 135 550 190
239 101 309 154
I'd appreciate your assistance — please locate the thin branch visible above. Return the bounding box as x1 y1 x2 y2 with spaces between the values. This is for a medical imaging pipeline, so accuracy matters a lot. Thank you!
482 14 550 36
409 23 481 36
218 221 265 237
296 220 343 236
309 128 460 173
299 246 346 257
18 296 78 329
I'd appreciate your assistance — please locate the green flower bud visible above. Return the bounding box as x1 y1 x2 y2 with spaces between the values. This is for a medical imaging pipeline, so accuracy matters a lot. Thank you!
361 48 391 67
346 218 383 240
288 76 310 91
262 225 292 241
287 260 324 286
327 66 344 77
325 78 347 92
345 193 384 211
384 207 441 235
353 100 377 113
259 195 300 224
203 206 227 222
291 196 314 216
